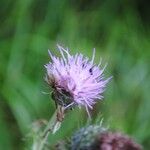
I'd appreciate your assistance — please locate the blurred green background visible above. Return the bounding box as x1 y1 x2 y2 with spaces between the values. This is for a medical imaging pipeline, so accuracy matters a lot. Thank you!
0 0 150 149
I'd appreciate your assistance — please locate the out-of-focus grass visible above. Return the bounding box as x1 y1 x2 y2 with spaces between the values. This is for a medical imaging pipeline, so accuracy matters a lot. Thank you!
0 0 150 149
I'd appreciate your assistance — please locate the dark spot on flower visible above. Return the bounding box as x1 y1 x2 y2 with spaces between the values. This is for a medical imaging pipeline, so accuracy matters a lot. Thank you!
89 68 93 75
82 63 85 68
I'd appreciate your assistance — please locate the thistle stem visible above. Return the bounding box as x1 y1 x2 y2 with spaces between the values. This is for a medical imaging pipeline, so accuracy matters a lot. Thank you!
32 105 65 150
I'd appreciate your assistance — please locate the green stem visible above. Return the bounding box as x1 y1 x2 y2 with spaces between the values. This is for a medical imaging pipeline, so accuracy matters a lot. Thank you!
32 105 65 150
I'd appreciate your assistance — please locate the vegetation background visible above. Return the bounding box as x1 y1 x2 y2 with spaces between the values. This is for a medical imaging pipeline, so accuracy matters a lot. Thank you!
0 0 150 149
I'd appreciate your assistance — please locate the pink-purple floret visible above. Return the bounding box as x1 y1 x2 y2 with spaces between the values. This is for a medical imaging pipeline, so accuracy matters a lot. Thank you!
45 45 111 114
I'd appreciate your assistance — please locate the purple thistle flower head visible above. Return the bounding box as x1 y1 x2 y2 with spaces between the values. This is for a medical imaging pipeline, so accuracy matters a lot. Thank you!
45 45 111 116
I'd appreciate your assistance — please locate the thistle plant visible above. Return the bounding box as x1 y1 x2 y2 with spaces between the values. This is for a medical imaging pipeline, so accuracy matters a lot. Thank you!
69 125 142 150
32 45 111 150
45 45 111 115
71 125 107 150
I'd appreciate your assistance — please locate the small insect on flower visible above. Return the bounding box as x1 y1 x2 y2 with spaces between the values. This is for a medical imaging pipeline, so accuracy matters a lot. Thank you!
45 45 111 117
